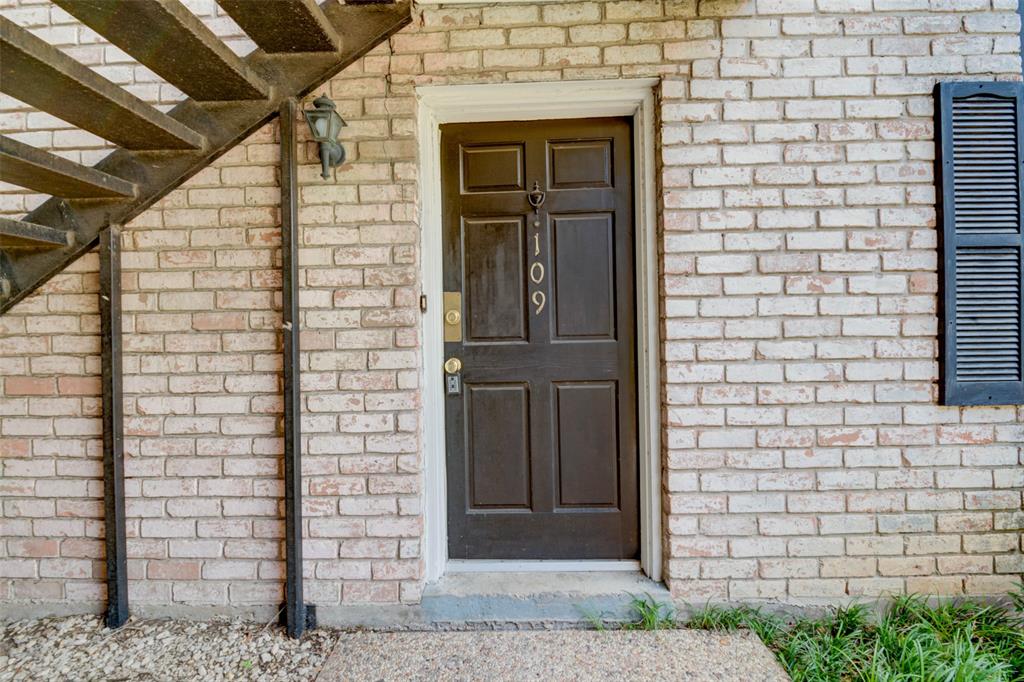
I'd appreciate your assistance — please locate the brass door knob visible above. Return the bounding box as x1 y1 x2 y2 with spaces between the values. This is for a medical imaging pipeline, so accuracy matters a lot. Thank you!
443 357 462 374
445 310 461 325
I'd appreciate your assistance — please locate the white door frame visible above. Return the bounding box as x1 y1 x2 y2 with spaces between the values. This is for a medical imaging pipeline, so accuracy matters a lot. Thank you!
416 78 662 583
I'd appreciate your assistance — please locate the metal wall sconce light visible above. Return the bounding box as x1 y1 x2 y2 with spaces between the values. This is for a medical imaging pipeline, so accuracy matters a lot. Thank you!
303 94 347 180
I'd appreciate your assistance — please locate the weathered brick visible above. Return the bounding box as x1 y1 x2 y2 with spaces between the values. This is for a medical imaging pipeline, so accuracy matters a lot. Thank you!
2 0 1020 615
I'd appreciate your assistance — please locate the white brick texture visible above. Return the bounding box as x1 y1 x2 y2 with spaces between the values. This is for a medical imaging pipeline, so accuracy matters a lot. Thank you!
1 0 1021 612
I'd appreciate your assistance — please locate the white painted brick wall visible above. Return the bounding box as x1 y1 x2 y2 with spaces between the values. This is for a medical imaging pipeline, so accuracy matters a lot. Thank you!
1 0 1022 614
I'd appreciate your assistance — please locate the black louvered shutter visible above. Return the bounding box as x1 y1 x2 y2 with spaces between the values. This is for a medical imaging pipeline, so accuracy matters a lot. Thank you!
936 81 1024 406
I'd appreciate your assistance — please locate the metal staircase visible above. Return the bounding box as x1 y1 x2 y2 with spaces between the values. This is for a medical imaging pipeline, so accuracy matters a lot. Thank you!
0 0 411 313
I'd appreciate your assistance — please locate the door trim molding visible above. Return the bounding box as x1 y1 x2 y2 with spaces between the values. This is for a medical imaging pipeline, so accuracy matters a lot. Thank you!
416 78 662 583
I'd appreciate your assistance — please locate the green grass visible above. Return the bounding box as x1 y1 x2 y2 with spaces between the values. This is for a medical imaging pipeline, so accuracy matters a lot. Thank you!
621 593 677 631
688 589 1024 682
578 593 677 631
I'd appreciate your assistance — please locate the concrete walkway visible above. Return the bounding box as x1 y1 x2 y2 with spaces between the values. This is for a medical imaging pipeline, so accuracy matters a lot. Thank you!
315 630 790 682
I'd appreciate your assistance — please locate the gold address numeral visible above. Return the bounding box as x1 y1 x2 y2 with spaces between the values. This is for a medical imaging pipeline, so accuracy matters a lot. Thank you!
531 290 546 315
529 262 545 285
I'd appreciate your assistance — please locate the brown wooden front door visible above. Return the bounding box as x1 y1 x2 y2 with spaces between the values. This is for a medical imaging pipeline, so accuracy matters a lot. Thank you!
441 118 639 560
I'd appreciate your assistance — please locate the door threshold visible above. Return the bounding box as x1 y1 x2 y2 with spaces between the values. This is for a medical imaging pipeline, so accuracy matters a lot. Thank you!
447 560 640 574
421 570 669 625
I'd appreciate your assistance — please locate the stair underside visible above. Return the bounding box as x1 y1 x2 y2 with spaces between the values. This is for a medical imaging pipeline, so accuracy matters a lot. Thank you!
0 217 74 249
0 135 137 198
0 15 205 151
218 0 341 53
0 0 411 313
52 0 270 102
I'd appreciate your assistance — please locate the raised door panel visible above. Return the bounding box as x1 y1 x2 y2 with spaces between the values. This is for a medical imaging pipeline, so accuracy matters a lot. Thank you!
552 214 616 340
554 381 619 508
548 139 612 189
465 383 531 509
463 216 527 343
461 143 524 193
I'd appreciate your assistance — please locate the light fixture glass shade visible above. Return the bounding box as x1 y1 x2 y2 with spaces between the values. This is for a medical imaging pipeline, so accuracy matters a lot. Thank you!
303 109 328 142
303 94 346 143
313 114 329 139
326 110 344 139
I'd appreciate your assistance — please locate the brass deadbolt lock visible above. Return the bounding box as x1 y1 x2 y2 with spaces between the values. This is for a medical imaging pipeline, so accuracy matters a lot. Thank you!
443 357 462 374
443 292 463 342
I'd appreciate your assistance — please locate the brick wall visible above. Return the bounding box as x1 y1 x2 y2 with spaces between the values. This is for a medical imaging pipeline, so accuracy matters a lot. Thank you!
1 0 1021 616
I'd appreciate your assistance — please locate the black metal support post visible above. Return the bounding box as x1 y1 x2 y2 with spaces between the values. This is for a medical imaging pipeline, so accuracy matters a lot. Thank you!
280 98 313 638
99 225 128 629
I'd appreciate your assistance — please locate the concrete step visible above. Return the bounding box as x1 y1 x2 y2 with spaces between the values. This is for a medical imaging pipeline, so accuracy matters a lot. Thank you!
421 571 673 627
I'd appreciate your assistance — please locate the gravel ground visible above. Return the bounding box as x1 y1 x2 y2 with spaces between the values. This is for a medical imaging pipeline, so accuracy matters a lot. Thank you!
317 630 790 682
0 615 336 682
